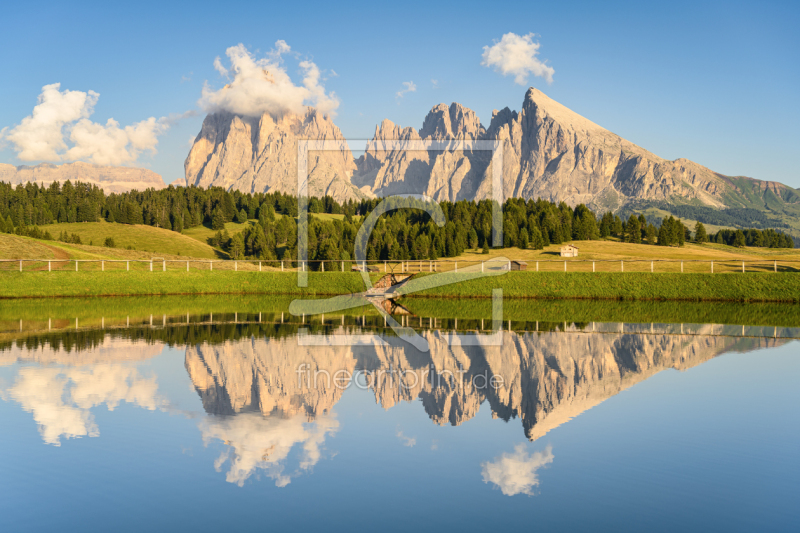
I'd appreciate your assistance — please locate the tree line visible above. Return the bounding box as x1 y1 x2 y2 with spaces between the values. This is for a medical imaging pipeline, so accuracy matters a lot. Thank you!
0 181 793 263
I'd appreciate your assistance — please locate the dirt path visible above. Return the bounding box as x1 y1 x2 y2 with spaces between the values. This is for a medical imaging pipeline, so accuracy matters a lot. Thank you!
31 244 71 270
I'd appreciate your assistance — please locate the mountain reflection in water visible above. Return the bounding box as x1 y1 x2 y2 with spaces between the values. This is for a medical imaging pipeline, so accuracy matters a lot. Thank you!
0 321 788 490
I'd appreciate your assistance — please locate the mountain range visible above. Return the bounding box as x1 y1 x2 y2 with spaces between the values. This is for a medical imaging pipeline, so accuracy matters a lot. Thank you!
0 161 166 194
184 88 800 232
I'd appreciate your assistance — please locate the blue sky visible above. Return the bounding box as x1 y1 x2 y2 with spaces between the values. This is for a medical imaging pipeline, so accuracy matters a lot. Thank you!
1 0 798 187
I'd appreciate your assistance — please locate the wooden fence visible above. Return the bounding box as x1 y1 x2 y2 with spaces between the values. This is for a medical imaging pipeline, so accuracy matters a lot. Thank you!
1 258 799 273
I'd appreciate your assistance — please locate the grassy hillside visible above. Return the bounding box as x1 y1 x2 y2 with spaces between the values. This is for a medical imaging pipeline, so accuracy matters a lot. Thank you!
0 234 224 270
181 220 255 250
38 221 220 258
436 240 800 273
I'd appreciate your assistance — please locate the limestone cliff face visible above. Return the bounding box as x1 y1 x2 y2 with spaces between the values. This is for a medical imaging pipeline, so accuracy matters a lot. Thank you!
186 89 800 210
0 161 165 193
185 336 354 419
184 109 363 200
183 328 786 440
360 89 800 211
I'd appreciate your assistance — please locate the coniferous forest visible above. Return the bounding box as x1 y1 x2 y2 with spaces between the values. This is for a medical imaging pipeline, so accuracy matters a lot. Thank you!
0 180 794 265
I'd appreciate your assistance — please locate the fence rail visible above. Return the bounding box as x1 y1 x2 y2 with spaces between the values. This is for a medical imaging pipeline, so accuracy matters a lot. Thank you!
4 312 800 340
1 258 799 273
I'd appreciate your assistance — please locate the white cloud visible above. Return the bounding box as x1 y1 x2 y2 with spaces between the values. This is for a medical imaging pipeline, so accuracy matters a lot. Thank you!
481 32 555 85
431 79 439 89
5 364 164 446
396 81 417 99
2 83 173 165
481 444 554 496
200 412 339 487
199 42 340 118
396 429 416 447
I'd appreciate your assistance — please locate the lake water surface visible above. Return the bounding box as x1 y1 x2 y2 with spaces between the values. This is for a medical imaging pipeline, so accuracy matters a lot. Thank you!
1 296 798 532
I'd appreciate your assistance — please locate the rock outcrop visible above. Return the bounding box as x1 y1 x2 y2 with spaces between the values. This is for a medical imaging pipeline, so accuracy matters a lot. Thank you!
0 161 165 193
186 89 800 212
184 109 363 200
183 327 787 440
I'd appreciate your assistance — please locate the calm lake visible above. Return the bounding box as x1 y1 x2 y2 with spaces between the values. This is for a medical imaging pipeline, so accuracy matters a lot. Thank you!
1 296 798 532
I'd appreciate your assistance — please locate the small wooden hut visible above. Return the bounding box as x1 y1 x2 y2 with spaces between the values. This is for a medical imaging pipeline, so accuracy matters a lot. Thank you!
560 245 579 258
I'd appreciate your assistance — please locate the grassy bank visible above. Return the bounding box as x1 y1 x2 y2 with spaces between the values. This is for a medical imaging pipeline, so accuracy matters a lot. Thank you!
0 272 373 299
397 272 800 303
401 298 800 328
2 270 800 302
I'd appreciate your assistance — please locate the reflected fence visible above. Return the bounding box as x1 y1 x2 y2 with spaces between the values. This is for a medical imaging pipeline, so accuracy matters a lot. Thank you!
2 258 800 273
3 310 800 341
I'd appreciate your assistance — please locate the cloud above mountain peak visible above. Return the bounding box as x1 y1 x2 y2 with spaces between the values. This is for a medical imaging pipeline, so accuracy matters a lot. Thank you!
199 42 339 118
482 32 555 85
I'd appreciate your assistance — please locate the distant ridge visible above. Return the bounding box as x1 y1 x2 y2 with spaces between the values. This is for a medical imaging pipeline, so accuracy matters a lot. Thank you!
0 161 166 193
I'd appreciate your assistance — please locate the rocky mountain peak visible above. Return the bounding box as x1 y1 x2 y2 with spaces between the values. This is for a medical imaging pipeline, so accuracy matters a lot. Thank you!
419 102 485 140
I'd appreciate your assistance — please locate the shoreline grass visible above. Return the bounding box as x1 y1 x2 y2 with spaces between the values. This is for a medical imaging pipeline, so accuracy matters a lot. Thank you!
1 271 800 302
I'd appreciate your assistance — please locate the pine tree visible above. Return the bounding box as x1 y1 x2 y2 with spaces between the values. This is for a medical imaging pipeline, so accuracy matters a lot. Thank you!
733 229 746 248
645 224 657 245
211 207 226 230
625 215 642 244
694 222 708 243
229 233 245 259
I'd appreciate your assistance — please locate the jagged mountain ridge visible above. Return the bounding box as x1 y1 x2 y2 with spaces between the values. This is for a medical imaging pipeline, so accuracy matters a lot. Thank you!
185 88 800 218
184 329 785 440
0 161 165 193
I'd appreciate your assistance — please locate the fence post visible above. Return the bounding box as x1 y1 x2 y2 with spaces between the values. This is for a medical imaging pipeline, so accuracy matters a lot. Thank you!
235 261 237 272
187 261 189 272
162 260 166 272
564 261 567 272
775 260 777 273
127 261 129 271
455 262 458 272
19 260 22 272
681 261 683 273
281 261 284 271
536 261 539 272
651 261 653 273
321 261 324 272
592 261 595 272
711 261 714 274
210 261 213 272
742 261 745 273
48 261 51 272
102 261 104 272
621 260 624 272
76 260 79 272
150 260 153 272
481 262 484 273
341 261 344 271
259 262 262 272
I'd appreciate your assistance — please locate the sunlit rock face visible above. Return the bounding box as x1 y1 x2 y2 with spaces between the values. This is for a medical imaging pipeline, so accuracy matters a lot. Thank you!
184 109 362 200
185 334 355 419
186 87 800 213
183 329 787 440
